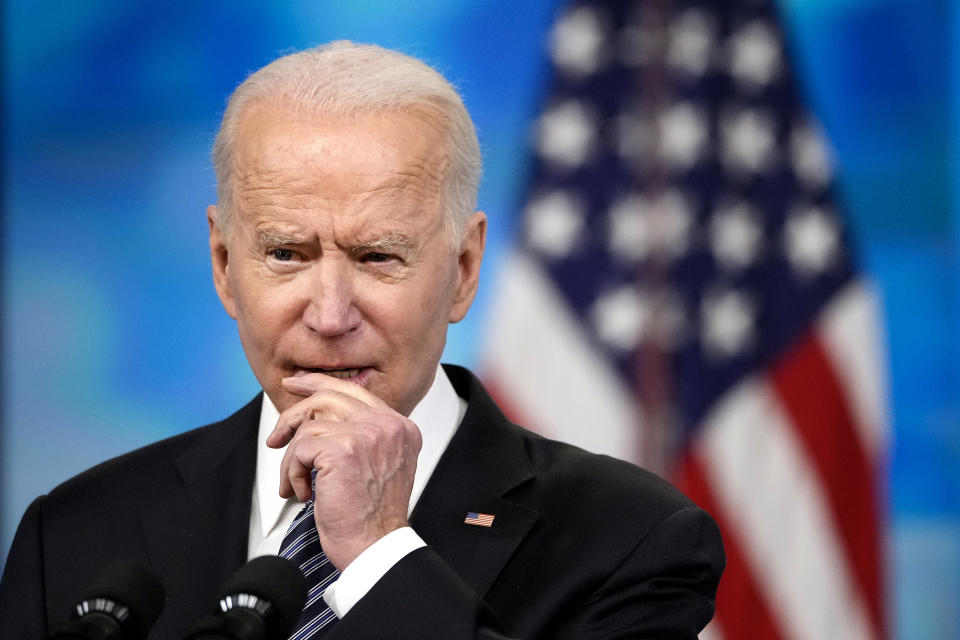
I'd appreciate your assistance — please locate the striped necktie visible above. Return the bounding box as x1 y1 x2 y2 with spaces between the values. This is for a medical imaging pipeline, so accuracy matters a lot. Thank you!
279 470 340 639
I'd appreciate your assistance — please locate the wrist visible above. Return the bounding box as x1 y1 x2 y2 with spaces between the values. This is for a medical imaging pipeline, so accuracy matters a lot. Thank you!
321 519 410 570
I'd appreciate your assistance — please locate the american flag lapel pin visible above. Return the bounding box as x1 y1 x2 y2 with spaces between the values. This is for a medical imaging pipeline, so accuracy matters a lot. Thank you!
464 511 495 527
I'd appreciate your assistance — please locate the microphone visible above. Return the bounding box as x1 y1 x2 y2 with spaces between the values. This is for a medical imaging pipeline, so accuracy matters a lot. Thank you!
48 560 165 640
184 556 307 640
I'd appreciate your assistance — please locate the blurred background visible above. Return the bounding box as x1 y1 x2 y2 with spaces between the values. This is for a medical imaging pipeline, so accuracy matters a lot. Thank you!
1 1 956 638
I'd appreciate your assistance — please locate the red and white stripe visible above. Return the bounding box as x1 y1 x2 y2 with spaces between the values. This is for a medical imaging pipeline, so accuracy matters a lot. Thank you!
482 259 888 640
482 252 639 459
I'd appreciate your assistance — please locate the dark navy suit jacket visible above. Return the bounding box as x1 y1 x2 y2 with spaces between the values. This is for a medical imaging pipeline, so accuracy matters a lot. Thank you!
0 365 724 639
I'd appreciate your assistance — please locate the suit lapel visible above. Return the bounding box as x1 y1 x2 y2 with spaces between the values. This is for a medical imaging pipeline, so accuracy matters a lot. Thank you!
140 396 261 638
411 366 540 596
136 371 537 632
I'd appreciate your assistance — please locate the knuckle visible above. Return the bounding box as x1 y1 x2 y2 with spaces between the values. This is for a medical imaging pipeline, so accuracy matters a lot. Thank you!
379 414 408 437
327 433 359 459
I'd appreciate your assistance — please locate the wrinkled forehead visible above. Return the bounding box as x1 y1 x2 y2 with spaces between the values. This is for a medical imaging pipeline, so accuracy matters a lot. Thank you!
237 100 446 161
232 102 449 199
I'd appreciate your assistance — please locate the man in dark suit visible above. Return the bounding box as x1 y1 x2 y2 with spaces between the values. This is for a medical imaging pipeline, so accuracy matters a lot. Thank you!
0 42 723 639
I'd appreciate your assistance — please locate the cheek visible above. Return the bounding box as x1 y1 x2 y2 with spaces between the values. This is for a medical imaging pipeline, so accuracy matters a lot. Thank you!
231 275 299 346
412 266 458 318
404 270 460 342
364 277 450 343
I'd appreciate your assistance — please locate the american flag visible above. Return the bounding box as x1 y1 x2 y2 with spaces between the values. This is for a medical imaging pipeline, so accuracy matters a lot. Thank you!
481 1 888 639
464 512 496 527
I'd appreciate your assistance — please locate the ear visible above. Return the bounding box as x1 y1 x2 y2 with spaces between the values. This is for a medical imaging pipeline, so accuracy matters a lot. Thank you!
208 205 238 319
449 211 487 323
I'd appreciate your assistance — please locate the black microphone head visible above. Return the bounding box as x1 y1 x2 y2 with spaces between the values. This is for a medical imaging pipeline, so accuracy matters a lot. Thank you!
219 556 307 638
75 560 165 639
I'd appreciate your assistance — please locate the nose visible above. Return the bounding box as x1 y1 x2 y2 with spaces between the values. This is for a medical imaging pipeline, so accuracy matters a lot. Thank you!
301 259 362 337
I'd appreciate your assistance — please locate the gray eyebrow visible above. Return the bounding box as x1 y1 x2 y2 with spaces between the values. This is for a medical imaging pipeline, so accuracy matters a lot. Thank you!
351 232 416 253
256 229 308 247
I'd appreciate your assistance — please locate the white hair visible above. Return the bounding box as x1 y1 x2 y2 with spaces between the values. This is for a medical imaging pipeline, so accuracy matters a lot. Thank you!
211 41 482 246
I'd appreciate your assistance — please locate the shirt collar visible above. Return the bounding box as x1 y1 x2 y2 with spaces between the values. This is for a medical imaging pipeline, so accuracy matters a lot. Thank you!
254 364 465 541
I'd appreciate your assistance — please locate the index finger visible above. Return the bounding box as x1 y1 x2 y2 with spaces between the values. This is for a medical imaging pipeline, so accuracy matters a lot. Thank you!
267 388 372 448
281 372 390 409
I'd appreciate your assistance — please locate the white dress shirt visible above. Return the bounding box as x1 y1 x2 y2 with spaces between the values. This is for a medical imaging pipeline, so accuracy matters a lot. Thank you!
246 365 465 617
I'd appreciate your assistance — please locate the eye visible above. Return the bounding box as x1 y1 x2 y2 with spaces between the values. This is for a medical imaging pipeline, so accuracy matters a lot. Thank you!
360 252 394 263
272 248 295 261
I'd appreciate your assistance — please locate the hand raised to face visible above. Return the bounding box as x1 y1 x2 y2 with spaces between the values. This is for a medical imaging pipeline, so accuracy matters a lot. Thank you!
267 372 423 570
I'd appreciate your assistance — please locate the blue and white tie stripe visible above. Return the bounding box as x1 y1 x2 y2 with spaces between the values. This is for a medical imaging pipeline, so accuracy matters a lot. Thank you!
279 470 341 639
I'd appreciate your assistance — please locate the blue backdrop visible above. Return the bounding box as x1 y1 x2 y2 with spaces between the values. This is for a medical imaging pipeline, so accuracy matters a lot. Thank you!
3 1 957 637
